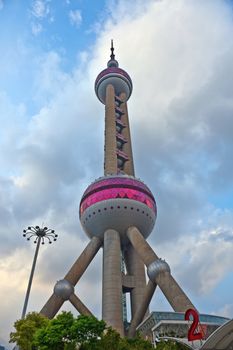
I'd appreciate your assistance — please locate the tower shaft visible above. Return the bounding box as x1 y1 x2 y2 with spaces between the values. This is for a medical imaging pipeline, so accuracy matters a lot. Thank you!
104 86 135 176
103 82 148 330
118 92 135 176
104 84 118 175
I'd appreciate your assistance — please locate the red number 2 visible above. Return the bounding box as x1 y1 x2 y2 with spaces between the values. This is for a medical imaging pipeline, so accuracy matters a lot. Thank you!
185 308 203 341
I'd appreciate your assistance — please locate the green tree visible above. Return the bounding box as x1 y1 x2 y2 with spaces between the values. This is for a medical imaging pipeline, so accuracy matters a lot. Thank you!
126 333 154 349
34 311 76 350
71 315 106 348
10 311 155 350
80 328 154 350
156 339 190 350
9 312 49 350
34 313 106 350
84 327 122 350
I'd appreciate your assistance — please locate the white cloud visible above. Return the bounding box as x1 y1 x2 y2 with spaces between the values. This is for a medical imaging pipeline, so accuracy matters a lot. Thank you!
215 304 233 319
30 0 52 36
31 22 43 36
162 224 233 295
31 0 50 18
69 9 82 28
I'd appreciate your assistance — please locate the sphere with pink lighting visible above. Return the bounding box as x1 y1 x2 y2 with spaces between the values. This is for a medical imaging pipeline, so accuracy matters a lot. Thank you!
95 65 133 104
79 175 156 243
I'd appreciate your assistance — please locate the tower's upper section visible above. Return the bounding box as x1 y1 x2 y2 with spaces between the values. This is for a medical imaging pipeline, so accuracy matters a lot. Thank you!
95 41 133 104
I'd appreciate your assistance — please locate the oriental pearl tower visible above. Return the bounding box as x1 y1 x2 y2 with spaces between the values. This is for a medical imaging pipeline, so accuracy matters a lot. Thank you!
40 41 195 337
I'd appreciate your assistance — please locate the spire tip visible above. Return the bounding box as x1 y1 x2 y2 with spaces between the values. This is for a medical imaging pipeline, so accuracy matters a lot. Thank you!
110 39 115 60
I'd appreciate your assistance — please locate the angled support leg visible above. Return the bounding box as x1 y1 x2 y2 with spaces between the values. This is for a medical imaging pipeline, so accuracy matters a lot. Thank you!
40 294 64 319
69 293 93 316
40 236 102 318
128 280 156 338
127 226 195 312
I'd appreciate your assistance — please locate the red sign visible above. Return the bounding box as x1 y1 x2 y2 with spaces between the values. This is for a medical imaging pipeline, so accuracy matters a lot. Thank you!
185 308 203 341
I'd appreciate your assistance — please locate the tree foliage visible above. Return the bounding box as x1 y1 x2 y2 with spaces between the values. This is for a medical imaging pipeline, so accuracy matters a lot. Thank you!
80 328 154 350
126 333 154 349
10 312 106 350
156 339 191 350
34 311 76 350
34 312 106 350
71 314 106 345
80 327 121 350
9 312 49 350
10 311 156 350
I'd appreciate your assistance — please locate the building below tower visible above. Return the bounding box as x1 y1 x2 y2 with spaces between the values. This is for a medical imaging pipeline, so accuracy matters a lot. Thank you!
137 311 229 347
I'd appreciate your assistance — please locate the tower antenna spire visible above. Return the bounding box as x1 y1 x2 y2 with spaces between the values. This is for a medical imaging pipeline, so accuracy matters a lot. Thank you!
110 39 115 60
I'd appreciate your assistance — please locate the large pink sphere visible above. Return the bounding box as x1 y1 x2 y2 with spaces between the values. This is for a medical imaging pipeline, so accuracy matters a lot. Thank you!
79 175 156 243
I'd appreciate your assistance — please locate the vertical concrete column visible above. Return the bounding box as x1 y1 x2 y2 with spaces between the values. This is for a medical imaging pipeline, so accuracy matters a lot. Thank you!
128 280 156 338
119 92 135 176
124 245 148 319
127 226 195 312
104 84 118 175
102 229 124 336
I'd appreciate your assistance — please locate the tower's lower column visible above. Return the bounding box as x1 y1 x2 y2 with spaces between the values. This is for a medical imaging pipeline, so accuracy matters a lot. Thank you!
124 244 148 319
102 229 124 336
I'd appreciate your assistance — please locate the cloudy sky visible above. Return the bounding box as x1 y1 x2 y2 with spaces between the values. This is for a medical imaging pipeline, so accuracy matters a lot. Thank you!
1 0 233 348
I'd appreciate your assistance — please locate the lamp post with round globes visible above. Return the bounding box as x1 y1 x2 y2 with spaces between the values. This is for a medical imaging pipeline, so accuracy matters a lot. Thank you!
21 226 58 319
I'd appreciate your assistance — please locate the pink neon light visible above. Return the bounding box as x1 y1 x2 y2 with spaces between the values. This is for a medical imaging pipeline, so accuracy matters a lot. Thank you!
80 187 156 215
95 67 132 87
83 178 153 196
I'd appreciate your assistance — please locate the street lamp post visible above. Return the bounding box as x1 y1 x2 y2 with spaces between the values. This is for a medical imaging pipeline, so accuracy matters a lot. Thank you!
21 226 58 319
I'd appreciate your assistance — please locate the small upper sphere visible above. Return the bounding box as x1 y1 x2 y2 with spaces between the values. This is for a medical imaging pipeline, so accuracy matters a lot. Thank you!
95 65 133 104
79 175 157 244
147 259 171 282
54 279 74 300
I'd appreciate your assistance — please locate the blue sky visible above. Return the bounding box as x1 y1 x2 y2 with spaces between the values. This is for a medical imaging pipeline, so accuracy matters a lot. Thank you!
0 0 108 112
1 0 233 348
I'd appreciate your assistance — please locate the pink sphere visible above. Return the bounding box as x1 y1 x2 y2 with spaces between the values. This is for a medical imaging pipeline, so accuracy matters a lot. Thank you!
79 175 156 243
